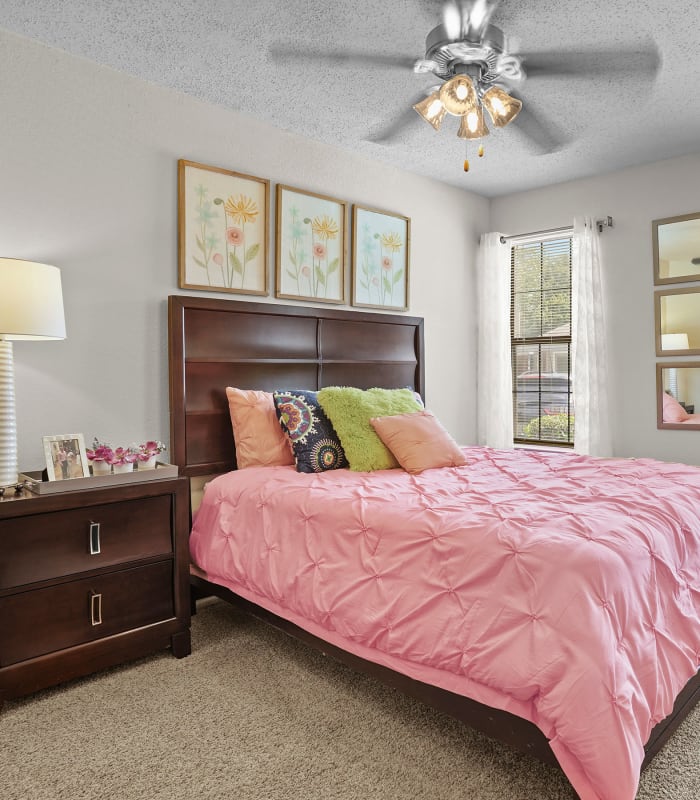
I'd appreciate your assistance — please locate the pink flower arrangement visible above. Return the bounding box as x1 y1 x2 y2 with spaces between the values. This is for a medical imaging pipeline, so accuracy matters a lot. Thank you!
86 438 113 464
136 440 166 462
87 438 164 467
109 447 138 466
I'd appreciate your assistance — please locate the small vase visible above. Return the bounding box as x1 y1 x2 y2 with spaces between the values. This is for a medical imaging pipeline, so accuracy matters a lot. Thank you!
138 455 157 470
91 460 111 476
112 462 134 474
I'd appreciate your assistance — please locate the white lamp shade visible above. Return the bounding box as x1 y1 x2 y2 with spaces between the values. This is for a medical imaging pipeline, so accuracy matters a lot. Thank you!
0 258 66 340
661 332 689 351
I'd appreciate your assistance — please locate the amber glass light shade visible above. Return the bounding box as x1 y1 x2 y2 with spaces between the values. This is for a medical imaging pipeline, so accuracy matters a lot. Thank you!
413 91 447 130
439 75 478 115
481 86 522 127
457 105 489 139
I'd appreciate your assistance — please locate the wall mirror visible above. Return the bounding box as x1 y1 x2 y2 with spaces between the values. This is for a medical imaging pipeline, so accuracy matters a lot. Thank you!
653 212 700 284
657 363 700 429
654 287 700 356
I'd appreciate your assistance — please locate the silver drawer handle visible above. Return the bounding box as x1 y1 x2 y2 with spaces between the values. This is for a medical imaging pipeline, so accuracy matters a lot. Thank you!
90 592 103 626
89 522 101 555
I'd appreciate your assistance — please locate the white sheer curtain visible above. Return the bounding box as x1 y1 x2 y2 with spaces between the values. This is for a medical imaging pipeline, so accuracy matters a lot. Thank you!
477 232 513 449
572 217 612 456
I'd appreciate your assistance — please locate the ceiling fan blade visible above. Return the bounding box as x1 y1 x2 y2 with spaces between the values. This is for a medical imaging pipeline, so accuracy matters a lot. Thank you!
519 44 661 79
366 97 427 144
269 44 416 71
510 101 568 155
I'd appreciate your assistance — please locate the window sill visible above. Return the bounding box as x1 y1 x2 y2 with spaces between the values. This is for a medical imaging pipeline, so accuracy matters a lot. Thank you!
514 443 575 454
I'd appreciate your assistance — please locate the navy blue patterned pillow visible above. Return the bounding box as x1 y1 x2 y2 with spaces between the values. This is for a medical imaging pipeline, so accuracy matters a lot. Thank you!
273 390 348 473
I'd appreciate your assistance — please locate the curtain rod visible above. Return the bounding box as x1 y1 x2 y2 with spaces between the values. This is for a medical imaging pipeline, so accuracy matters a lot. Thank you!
499 216 613 244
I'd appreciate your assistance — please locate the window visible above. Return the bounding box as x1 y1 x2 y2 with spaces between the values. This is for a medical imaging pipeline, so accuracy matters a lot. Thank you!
511 237 574 446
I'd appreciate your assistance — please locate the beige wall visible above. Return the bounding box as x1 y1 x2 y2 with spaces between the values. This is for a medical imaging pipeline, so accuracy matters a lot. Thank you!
1 29 488 471
491 152 700 465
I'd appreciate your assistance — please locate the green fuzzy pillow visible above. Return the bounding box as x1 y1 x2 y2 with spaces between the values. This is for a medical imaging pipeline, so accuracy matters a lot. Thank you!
317 387 422 472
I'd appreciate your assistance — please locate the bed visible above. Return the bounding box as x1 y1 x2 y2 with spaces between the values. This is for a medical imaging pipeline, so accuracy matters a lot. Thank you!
168 294 700 800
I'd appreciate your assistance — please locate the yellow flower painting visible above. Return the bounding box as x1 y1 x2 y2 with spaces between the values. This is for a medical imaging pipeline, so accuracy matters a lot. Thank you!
276 185 346 304
178 160 269 296
352 205 410 311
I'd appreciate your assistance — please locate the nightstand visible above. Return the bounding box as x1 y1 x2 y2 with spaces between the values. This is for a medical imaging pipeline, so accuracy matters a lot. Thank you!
0 476 191 706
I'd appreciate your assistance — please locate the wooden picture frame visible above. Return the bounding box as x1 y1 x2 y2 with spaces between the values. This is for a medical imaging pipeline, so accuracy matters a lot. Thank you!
654 286 700 356
352 204 410 311
656 362 700 430
42 433 90 481
178 159 269 296
652 211 700 285
275 184 346 304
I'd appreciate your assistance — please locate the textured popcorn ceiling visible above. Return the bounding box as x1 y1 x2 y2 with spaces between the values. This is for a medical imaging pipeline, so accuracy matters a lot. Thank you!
1 0 699 197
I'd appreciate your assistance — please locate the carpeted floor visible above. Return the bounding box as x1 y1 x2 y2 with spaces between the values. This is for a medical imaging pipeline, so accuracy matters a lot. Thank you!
1 598 698 800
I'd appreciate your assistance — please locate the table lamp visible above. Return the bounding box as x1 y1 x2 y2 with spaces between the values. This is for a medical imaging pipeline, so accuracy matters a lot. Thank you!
0 258 66 485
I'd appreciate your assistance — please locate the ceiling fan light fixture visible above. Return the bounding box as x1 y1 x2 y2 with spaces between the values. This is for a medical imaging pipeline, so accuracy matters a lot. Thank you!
457 105 489 139
439 75 477 116
413 90 447 130
481 85 522 127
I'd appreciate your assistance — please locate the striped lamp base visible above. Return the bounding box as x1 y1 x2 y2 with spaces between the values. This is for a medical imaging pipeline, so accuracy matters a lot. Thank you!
0 339 18 485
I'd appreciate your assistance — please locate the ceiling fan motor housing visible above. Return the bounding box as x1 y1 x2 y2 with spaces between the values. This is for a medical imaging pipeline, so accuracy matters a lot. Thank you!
420 23 524 88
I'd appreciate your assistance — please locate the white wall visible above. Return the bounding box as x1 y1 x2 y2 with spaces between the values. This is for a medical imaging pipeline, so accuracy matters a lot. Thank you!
0 29 488 472
491 152 700 465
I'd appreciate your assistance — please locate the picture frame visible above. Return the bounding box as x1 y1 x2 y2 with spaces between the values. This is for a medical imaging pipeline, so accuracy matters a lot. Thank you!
275 184 346 304
43 434 90 481
352 204 410 311
652 211 700 286
178 159 269 295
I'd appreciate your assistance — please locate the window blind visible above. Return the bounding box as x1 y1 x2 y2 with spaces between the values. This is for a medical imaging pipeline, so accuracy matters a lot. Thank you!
510 237 574 446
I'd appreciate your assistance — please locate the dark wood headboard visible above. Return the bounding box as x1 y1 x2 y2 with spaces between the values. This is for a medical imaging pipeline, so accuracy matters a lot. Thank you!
168 295 425 477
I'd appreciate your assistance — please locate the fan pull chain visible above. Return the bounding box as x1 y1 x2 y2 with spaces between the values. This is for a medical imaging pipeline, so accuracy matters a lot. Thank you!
478 143 484 158
463 141 469 172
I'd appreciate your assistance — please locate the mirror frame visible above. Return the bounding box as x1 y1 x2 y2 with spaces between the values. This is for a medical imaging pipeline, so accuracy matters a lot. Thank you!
657 362 700 430
652 211 700 285
654 286 700 357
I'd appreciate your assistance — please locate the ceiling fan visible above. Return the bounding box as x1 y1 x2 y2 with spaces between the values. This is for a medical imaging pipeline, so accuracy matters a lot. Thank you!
270 0 661 172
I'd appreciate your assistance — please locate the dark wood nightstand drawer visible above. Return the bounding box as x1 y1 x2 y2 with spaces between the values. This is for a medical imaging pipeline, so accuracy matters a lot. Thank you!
0 495 173 589
0 560 174 666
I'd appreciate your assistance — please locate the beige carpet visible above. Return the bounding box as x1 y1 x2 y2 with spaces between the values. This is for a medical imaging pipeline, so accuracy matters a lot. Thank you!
1 599 698 800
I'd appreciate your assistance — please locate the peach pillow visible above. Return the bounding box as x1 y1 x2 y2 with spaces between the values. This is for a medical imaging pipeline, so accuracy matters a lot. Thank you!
226 387 294 468
662 392 690 423
369 410 467 474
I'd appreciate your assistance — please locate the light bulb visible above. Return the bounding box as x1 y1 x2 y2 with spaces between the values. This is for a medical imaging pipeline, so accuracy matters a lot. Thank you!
427 99 443 118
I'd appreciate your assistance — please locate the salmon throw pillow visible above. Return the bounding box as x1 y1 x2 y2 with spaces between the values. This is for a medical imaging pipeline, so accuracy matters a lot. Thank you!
370 410 467 474
662 392 690 423
226 387 294 468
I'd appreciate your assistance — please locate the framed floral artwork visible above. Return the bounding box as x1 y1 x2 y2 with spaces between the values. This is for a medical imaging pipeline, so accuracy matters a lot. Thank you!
275 185 346 304
352 205 410 311
178 159 269 295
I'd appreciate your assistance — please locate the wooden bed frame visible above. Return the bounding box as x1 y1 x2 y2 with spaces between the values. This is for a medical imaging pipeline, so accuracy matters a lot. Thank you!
168 294 700 778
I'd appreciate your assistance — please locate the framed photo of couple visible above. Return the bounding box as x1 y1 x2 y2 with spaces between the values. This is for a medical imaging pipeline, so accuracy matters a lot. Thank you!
42 434 90 481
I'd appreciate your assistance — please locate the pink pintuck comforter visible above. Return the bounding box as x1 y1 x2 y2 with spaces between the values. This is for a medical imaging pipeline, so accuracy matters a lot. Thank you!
190 447 700 800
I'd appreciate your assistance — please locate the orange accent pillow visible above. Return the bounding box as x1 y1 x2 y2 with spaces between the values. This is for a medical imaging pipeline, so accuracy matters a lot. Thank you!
370 410 467 474
662 392 690 423
226 388 294 468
